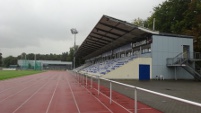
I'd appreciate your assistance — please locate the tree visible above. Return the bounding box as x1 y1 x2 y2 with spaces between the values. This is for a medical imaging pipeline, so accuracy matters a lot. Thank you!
0 53 2 67
146 0 191 33
26 53 35 60
61 52 68 61
181 0 201 51
143 0 201 51
66 45 81 68
3 56 17 67
132 18 145 27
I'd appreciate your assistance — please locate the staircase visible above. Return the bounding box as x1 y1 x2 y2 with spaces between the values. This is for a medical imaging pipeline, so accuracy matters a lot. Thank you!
182 64 201 80
167 52 201 80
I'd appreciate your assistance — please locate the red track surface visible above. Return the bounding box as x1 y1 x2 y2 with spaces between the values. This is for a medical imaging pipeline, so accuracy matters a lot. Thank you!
0 71 161 113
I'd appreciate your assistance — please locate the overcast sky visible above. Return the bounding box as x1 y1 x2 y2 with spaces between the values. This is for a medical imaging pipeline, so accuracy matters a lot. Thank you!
0 0 165 57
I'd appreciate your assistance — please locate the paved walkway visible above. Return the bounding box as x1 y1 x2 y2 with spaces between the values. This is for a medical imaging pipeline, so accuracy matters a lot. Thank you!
113 79 201 113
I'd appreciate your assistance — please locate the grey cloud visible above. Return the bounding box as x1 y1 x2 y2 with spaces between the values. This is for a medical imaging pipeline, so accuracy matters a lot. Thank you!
0 0 166 56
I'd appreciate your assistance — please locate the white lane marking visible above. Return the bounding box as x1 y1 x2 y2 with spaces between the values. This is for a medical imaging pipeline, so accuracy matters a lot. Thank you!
0 72 50 94
83 86 113 113
93 88 132 113
0 78 39 94
70 75 113 113
0 75 50 103
0 83 38 103
66 76 81 113
45 75 60 113
12 80 50 113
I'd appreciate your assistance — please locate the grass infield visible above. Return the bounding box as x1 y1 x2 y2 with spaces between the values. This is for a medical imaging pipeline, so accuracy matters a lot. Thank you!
0 70 43 80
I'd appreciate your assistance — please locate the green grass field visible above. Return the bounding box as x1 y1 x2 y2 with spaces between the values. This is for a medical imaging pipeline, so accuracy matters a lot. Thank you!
0 70 43 80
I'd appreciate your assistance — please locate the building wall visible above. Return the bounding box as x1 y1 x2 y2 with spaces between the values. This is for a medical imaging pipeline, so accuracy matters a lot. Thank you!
151 35 194 79
103 58 152 79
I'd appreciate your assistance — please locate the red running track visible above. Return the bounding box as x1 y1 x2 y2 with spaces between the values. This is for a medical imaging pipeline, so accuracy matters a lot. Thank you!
0 71 161 113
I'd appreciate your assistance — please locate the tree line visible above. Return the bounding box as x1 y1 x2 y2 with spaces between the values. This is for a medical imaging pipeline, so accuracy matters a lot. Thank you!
0 45 81 68
133 0 201 52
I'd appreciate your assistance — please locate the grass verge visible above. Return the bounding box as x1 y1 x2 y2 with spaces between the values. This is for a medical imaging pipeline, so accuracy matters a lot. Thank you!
0 70 43 80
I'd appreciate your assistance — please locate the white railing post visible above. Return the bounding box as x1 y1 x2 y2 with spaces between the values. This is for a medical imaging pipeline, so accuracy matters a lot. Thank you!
82 74 84 85
135 87 137 113
110 81 112 104
86 74 87 87
78 73 79 84
73 73 201 112
76 72 77 80
91 76 93 89
98 76 100 95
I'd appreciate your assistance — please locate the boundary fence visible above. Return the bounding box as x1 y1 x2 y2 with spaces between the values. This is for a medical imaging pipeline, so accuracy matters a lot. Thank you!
72 71 201 113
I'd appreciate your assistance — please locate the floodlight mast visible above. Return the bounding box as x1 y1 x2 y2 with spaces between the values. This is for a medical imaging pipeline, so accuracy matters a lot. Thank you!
71 28 78 48
70 28 78 69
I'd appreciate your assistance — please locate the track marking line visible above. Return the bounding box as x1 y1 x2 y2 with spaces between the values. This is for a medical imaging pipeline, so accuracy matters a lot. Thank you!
0 83 38 103
86 84 132 113
79 80 132 113
70 76 113 113
0 76 50 104
83 85 113 113
0 78 38 94
12 80 50 113
82 110 111 113
45 75 61 113
0 73 50 94
66 76 81 113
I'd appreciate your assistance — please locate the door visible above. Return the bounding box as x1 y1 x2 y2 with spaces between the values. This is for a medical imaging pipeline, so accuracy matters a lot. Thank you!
183 45 190 59
139 64 150 80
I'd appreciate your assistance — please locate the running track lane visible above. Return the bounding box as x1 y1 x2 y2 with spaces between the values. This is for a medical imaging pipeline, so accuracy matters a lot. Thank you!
0 71 112 113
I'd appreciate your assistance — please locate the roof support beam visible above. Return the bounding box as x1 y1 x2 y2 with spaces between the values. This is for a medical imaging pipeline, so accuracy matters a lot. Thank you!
89 36 111 43
82 43 101 49
85 41 103 48
94 28 122 37
99 22 130 33
91 32 116 40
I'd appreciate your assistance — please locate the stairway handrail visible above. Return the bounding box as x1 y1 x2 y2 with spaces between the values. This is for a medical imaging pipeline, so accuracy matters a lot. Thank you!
166 52 188 66
185 65 201 79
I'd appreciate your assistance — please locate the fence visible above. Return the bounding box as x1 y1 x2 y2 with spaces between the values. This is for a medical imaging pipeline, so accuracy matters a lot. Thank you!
73 71 201 113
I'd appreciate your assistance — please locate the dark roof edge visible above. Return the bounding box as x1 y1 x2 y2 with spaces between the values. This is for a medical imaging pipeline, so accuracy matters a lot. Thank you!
156 32 194 38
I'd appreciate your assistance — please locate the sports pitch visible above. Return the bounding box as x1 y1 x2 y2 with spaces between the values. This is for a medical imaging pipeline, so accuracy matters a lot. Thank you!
0 70 43 80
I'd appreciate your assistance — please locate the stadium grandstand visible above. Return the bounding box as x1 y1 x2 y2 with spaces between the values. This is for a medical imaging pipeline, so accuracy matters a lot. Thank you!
74 15 201 80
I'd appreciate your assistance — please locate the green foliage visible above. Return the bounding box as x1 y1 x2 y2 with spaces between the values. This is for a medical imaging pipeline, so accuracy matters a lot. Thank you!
2 45 84 69
147 0 191 33
132 18 145 27
3 56 17 67
66 45 83 68
0 70 42 80
134 0 201 51
61 52 68 61
0 53 2 67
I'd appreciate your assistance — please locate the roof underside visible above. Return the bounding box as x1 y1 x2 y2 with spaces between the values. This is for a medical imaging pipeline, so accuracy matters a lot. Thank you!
75 15 159 59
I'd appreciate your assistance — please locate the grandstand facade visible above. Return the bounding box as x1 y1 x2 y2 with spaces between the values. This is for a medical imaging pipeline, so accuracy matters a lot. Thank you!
75 15 201 80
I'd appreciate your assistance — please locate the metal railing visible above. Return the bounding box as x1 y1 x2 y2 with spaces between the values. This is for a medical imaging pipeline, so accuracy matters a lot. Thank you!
73 71 201 113
167 52 201 66
166 52 188 66
194 52 201 59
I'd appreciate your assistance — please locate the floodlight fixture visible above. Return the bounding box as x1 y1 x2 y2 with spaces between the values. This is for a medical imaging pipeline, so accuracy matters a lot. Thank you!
71 28 78 34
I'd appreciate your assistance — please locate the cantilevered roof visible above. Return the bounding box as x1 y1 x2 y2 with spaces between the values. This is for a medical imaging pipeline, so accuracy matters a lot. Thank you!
75 15 159 59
